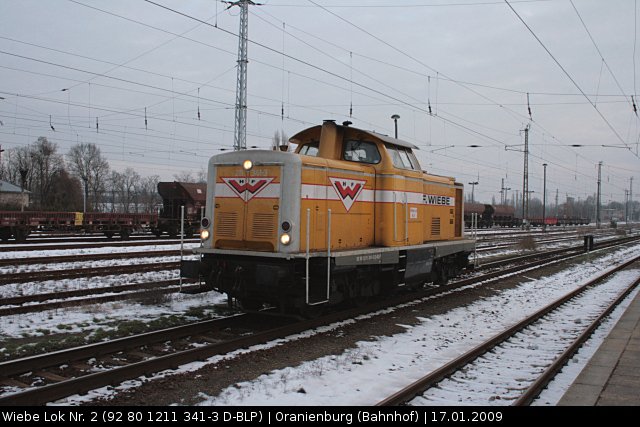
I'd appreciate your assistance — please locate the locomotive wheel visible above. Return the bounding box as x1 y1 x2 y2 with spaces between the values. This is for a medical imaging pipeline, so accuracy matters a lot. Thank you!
432 261 448 286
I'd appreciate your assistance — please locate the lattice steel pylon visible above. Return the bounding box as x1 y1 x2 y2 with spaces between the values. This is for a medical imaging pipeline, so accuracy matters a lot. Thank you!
229 0 255 151
522 124 530 226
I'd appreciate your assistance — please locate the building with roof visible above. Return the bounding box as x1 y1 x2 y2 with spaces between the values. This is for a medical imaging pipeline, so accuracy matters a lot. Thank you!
0 180 30 210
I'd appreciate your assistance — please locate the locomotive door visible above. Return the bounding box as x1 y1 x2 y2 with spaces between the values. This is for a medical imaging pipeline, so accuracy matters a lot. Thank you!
214 164 281 251
242 165 282 250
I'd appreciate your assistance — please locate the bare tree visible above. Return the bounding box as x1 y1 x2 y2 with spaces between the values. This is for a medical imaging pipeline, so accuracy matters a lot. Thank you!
173 171 196 183
138 175 161 213
271 131 281 150
172 167 207 184
110 168 140 213
2 147 35 191
271 130 289 151
196 167 207 183
31 137 64 209
108 170 124 213
44 170 83 211
67 143 110 211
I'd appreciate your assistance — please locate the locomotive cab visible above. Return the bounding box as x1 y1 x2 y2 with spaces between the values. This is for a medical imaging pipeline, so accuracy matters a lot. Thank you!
183 121 474 313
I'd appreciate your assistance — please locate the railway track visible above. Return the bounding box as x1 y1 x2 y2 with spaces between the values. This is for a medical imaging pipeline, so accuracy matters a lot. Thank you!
0 249 184 267
0 312 308 406
0 261 179 285
0 279 199 316
0 235 638 405
1 235 631 316
476 235 582 253
0 238 198 253
475 228 626 247
377 256 640 406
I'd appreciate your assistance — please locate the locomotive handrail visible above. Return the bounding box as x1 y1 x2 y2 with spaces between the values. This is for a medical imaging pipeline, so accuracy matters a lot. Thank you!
393 192 397 242
305 209 310 304
326 209 332 300
305 208 331 306
405 193 409 243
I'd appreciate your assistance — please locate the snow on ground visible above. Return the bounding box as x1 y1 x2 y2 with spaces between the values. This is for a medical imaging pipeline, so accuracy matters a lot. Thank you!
0 241 224 340
0 242 200 298
195 255 639 406
0 242 200 260
0 289 228 343
474 233 631 261
47 242 640 406
409 269 640 405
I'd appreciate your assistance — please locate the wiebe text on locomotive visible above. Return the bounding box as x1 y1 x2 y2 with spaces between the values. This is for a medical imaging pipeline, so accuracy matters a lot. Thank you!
423 194 455 206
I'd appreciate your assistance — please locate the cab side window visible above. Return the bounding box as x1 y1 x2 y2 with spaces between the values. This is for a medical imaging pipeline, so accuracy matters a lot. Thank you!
343 140 381 164
386 144 420 170
387 145 407 169
299 142 319 156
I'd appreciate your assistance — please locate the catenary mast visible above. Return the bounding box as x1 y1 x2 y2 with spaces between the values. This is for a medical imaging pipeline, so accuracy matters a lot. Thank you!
228 0 255 151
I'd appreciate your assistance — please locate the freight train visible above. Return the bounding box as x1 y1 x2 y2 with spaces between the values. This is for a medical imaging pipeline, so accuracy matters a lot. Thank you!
181 120 475 314
0 181 204 242
463 203 590 228
0 211 157 242
153 181 206 238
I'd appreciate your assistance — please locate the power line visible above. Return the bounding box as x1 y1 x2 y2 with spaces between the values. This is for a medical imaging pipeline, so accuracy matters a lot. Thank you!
265 0 554 8
300 0 629 180
569 0 635 114
0 50 235 110
141 0 532 148
3 0 635 201
505 0 639 159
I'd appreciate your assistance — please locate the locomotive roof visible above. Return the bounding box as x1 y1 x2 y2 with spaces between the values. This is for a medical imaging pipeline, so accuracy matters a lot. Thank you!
157 181 206 202
290 123 419 150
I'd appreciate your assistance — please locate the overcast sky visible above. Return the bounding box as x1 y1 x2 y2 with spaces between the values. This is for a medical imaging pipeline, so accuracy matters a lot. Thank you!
1 0 638 207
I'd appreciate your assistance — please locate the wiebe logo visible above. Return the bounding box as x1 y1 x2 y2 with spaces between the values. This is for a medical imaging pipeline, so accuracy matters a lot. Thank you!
222 177 275 202
329 177 366 211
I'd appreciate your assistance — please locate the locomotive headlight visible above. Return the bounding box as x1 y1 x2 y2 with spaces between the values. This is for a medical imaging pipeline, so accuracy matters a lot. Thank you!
280 233 291 245
243 159 253 171
200 229 210 240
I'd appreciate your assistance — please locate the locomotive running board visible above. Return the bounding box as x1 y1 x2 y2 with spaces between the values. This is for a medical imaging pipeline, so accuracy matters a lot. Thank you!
192 238 475 264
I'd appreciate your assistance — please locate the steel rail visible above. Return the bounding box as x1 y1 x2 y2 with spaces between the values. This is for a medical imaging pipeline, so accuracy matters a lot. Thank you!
0 249 183 267
1 234 638 405
514 275 640 406
376 255 640 406
0 237 198 252
0 262 179 285
0 280 199 316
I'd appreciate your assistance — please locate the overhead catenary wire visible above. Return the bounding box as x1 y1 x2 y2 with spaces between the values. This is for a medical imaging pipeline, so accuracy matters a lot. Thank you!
2 0 635 204
138 0 528 147
569 0 636 114
298 0 625 179
299 0 634 191
505 0 639 159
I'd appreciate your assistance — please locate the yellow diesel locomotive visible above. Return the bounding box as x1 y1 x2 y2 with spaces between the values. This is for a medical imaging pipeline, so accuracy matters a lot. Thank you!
182 120 474 313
